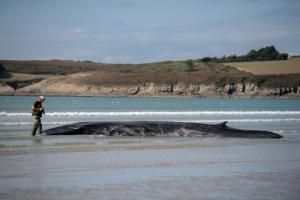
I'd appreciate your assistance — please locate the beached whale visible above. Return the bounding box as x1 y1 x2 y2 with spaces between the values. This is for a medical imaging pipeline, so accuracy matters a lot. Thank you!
44 121 282 138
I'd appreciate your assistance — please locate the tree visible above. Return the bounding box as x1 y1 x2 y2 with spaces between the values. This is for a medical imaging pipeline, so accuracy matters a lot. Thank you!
201 57 212 62
278 53 289 60
247 50 258 60
225 55 237 62
257 46 278 60
198 45 288 62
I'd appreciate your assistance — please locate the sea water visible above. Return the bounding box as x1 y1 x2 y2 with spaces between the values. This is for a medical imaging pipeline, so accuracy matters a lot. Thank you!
0 96 300 199
0 96 300 137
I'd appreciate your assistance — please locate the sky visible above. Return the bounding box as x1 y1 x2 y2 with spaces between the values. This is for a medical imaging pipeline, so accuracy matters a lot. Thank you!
0 0 300 63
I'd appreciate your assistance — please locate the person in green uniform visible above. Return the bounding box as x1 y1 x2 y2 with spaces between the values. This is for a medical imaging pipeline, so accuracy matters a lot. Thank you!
31 96 46 136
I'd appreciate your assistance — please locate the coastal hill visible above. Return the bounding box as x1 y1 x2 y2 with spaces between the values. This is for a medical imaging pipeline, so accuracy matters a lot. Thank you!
1 47 300 98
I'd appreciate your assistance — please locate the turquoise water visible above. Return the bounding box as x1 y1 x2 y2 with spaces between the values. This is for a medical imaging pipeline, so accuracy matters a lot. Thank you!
1 96 300 112
0 96 300 136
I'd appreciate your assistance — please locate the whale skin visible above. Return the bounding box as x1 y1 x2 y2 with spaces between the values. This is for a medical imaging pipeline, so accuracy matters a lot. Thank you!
44 121 282 138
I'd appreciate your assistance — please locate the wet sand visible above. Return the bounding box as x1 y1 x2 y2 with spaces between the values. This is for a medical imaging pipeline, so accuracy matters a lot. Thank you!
0 136 300 200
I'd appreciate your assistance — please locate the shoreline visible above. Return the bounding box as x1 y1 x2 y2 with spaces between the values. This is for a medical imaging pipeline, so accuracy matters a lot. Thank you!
1 93 300 99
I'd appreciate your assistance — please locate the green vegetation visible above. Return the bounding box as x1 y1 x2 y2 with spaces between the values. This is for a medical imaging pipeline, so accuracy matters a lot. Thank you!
0 46 299 92
0 64 11 79
0 64 5 72
291 55 300 59
0 60 102 75
199 46 288 63
184 60 197 72
0 59 250 86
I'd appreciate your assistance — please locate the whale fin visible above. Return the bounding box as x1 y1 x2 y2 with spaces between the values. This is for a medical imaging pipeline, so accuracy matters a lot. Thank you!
217 121 228 128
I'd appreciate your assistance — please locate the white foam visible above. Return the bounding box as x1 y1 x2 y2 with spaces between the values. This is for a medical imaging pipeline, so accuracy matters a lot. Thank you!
184 118 300 123
0 118 300 126
0 122 75 126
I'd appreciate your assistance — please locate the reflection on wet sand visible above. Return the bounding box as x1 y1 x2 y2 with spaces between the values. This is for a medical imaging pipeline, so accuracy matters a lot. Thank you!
0 136 300 200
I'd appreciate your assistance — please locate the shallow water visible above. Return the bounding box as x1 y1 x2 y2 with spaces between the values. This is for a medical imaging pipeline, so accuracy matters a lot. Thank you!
0 97 300 199
1 96 300 136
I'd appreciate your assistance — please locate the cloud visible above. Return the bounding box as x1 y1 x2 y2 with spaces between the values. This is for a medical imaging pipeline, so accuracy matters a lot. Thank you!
1 22 299 63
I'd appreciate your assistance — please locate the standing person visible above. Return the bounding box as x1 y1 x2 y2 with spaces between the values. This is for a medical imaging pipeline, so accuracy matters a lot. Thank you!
31 96 46 136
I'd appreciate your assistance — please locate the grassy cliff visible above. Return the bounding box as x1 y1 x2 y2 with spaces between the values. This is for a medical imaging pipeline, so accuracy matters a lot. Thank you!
0 59 300 98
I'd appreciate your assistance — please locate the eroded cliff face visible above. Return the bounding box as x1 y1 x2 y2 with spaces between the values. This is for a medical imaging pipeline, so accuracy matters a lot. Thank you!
0 82 14 95
1 77 299 98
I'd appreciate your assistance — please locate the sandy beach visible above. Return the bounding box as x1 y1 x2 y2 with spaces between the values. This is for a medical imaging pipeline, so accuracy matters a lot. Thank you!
1 96 300 199
0 135 300 200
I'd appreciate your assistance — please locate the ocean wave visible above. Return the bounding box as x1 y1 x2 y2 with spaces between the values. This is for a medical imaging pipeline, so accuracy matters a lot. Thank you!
0 122 75 126
187 118 300 123
1 118 300 126
1 111 300 117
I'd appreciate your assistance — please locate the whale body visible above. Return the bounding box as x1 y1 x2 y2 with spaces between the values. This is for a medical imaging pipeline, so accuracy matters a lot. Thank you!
44 121 282 138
